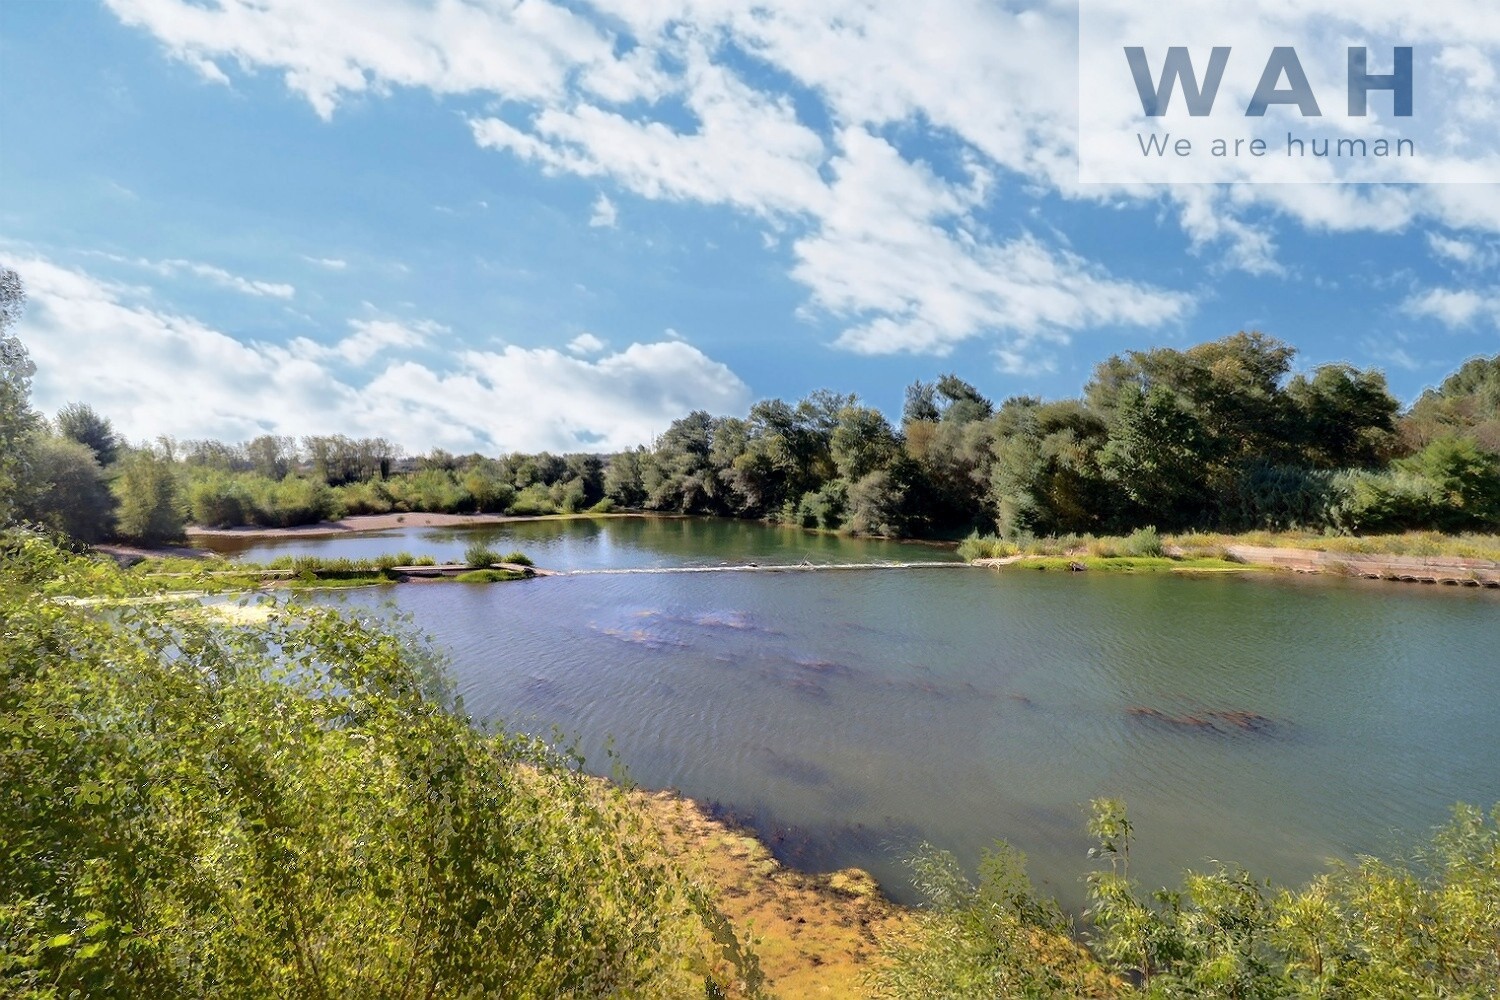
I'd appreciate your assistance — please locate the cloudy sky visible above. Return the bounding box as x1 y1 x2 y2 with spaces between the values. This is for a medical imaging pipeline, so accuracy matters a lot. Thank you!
2 0 1497 454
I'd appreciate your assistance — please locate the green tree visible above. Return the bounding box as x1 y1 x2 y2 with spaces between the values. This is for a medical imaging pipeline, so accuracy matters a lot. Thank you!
0 269 40 524
830 405 900 483
111 447 185 543
1393 435 1500 530
21 436 114 542
54 402 120 468
1285 364 1399 468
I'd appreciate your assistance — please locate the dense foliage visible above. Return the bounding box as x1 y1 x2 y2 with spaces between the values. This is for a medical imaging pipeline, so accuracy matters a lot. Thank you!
877 799 1500 999
0 533 757 998
1 265 1496 544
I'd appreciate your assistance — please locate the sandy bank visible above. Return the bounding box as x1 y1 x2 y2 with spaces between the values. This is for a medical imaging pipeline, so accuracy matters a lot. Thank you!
636 789 909 998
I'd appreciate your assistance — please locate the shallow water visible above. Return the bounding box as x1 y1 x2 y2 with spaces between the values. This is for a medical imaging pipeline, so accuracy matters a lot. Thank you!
208 518 1500 909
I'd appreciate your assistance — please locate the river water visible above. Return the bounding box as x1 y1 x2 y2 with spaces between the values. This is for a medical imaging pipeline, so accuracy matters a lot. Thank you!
203 516 1500 909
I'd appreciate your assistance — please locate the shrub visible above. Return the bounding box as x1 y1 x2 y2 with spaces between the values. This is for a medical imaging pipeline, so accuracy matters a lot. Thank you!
588 497 617 514
501 550 533 567
463 541 501 568
1121 526 1164 558
880 798 1500 999
956 533 1018 561
0 533 746 997
508 484 557 516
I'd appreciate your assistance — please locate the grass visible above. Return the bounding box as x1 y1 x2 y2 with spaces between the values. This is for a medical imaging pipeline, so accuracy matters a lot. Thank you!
1167 530 1500 561
961 528 1500 567
454 568 528 583
127 548 534 592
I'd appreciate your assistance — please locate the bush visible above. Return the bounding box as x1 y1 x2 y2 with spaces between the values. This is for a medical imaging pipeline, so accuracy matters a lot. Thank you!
185 471 249 528
111 449 185 544
508 484 557 516
501 550 533 566
879 798 1500 999
956 533 1018 561
1120 525 1164 557
588 497 617 514
463 541 501 568
0 533 747 997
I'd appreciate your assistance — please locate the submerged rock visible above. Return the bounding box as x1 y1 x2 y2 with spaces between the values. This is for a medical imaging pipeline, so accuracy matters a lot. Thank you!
1128 706 1276 735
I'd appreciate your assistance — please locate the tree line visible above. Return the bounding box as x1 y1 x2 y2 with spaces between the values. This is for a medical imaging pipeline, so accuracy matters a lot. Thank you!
3 266 1497 546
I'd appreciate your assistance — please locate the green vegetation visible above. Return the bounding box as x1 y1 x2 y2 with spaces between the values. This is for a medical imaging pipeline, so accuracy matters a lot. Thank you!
463 540 502 568
454 568 528 583
605 334 1499 540
124 550 529 592
876 799 1500 999
4 266 1495 549
1166 530 1500 562
0 533 759 998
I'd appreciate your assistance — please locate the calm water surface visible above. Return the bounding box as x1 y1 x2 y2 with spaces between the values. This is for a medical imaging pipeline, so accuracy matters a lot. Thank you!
204 517 1500 909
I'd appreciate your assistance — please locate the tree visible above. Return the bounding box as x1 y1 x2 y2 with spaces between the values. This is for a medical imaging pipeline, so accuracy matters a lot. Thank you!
1099 384 1211 528
990 398 1113 536
1393 435 1500 530
21 436 115 542
55 403 121 468
1402 355 1500 454
246 434 297 479
1285 364 1399 468
112 447 185 543
0 269 40 523
830 405 900 483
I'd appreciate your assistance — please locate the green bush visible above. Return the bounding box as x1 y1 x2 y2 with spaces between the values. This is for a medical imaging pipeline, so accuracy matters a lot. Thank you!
588 497 617 514
501 550 533 566
1121 525 1164 557
0 532 749 998
878 799 1500 999
956 533 1018 561
463 541 500 568
508 484 557 516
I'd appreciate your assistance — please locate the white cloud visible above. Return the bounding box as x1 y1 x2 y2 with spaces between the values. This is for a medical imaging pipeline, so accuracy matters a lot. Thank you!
303 255 348 270
89 251 295 298
109 0 1189 369
104 0 1500 337
588 194 618 229
12 255 749 452
1426 232 1498 269
1401 287 1500 327
104 0 623 119
288 318 441 366
568 332 606 355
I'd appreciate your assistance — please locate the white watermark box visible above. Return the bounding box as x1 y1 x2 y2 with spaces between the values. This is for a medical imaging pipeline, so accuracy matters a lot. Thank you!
1077 0 1500 184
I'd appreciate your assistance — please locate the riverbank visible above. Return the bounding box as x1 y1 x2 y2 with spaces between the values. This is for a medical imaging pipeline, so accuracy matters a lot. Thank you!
971 546 1500 587
637 789 912 998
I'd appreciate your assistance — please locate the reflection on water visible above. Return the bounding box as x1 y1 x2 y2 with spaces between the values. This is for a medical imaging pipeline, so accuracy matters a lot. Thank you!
198 514 961 570
278 519 1497 910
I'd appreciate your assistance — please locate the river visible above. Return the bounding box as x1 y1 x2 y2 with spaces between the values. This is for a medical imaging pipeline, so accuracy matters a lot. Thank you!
201 516 1500 910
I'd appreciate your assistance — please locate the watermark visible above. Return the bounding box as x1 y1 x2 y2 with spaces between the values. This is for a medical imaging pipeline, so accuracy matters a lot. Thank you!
1077 0 1500 184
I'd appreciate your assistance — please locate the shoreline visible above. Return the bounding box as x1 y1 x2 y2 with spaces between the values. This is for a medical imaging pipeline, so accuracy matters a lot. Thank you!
635 788 912 998
971 547 1500 588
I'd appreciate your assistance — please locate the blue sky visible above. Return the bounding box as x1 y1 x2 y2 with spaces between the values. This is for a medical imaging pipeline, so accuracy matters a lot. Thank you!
2 0 1497 454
